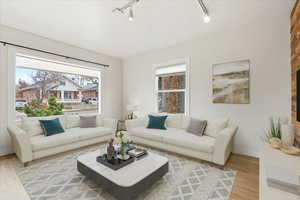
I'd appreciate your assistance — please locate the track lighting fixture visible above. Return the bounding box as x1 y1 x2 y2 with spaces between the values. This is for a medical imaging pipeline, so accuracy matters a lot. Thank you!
113 0 211 23
113 0 140 21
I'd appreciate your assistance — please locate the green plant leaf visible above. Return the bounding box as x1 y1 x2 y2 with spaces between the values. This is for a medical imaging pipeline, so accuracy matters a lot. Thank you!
265 117 281 140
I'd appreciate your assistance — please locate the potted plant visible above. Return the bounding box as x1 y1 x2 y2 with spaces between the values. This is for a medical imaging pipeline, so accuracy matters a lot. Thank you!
265 117 281 140
265 117 282 149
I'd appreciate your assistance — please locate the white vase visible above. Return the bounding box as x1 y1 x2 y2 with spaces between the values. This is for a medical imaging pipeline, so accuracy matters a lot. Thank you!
281 124 295 147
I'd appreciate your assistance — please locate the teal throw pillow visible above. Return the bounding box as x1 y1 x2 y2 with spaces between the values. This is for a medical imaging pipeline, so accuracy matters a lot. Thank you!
147 115 168 130
39 118 65 136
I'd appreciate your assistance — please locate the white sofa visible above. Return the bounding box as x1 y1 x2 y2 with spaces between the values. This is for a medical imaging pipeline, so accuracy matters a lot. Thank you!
7 115 117 166
126 115 238 166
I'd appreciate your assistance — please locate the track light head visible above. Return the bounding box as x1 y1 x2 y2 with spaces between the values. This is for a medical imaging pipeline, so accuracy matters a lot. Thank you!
203 14 210 23
129 7 134 21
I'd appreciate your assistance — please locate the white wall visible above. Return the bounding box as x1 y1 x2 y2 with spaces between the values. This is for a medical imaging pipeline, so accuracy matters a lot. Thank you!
123 14 291 157
0 25 123 155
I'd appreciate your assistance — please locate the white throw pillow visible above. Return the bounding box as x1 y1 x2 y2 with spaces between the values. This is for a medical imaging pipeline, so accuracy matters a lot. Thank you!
95 115 104 127
205 119 229 138
22 115 66 137
65 115 80 129
166 114 183 129
181 116 191 129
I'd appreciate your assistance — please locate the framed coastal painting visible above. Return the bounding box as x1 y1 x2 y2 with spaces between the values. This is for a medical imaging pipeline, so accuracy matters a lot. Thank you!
212 60 250 104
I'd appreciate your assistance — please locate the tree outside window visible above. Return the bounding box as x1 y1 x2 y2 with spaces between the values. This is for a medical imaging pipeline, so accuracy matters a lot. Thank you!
155 64 187 114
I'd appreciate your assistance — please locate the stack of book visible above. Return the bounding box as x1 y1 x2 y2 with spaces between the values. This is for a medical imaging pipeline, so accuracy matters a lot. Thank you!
128 148 147 159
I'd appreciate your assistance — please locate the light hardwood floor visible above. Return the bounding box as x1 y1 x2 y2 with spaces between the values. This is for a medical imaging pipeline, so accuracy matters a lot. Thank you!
0 156 30 200
0 152 259 200
226 154 259 200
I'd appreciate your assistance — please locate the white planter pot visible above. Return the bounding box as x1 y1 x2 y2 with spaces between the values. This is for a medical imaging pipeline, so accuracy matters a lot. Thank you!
281 124 295 147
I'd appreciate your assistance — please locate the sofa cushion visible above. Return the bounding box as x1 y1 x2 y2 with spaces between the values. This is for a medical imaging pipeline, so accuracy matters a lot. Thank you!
205 119 229 138
22 115 66 137
31 127 113 151
67 127 113 140
129 127 164 142
162 129 215 153
31 131 79 151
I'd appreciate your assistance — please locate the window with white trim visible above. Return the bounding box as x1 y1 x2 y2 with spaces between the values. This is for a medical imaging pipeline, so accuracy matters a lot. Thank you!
155 63 188 114
15 55 101 119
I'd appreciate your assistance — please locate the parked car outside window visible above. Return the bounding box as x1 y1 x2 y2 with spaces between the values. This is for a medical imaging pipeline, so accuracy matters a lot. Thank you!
82 97 89 104
16 99 27 110
89 98 98 105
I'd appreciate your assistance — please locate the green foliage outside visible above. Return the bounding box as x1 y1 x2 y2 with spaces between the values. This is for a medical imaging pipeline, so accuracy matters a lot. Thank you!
265 117 281 140
24 96 64 117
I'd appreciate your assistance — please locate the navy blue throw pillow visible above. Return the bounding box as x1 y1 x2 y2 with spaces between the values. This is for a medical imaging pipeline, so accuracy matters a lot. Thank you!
147 115 168 130
39 118 65 136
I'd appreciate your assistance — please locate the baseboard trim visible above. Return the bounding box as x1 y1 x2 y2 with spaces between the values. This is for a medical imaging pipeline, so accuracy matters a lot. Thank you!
231 153 259 160
0 153 15 161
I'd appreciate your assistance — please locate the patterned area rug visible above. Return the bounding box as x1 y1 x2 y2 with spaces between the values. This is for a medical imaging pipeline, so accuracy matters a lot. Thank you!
16 145 236 200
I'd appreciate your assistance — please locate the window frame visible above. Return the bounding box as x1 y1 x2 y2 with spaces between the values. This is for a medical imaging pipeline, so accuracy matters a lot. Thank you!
8 46 104 122
154 58 190 115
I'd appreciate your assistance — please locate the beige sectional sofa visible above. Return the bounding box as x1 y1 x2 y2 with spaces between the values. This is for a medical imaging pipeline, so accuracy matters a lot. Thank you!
7 115 117 165
126 115 238 166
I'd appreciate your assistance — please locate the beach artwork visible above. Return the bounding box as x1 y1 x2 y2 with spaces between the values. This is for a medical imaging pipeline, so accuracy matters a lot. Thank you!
212 60 250 104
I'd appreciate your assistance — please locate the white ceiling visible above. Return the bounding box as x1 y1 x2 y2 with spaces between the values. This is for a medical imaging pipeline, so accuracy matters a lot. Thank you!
0 0 295 58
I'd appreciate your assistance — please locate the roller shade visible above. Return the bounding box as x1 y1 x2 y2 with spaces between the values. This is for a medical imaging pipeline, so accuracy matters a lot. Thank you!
156 64 186 76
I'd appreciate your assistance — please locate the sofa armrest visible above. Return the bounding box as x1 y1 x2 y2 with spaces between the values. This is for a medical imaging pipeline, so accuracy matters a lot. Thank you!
103 118 118 130
213 125 238 166
7 124 33 163
126 118 147 131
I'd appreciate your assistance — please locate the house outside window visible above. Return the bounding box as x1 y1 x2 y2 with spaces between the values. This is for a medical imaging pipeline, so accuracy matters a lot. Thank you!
155 61 189 114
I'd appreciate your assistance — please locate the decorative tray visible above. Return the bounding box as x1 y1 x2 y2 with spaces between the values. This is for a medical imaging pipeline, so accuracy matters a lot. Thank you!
96 154 135 170
280 146 300 155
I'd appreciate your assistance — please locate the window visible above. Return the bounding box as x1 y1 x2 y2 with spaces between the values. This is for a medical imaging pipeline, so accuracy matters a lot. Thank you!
15 55 101 119
155 62 188 114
